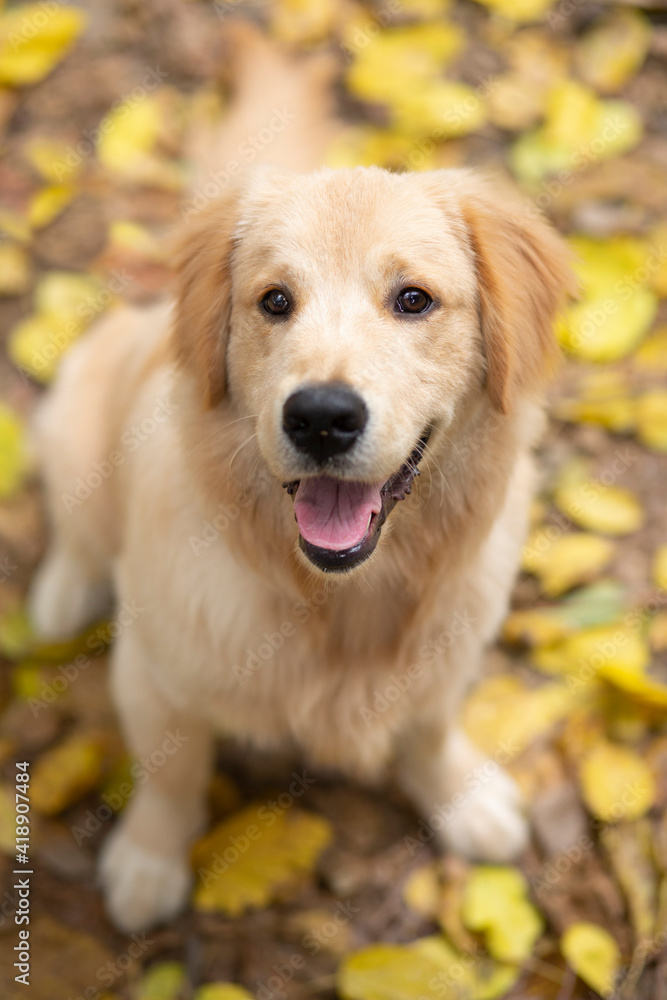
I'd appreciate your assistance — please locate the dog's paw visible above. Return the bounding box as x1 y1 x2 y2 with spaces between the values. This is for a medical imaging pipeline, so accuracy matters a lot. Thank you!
99 826 192 932
440 767 529 863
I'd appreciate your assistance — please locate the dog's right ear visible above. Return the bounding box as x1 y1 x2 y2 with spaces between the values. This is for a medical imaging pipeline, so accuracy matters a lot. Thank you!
170 188 243 408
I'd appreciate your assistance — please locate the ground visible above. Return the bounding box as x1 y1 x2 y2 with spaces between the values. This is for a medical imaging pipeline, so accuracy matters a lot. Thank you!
0 0 666 998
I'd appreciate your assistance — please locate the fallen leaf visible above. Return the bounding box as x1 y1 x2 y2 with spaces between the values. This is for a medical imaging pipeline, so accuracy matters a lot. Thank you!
402 862 441 918
8 270 104 381
636 391 667 452
194 987 254 1000
0 915 115 1000
0 403 28 499
560 922 620 998
634 326 667 371
462 866 543 964
338 942 445 1000
192 804 332 915
473 0 556 24
504 581 625 646
464 675 577 759
579 740 655 823
601 821 658 945
27 183 75 229
511 82 642 184
413 935 520 1000
532 623 649 679
522 530 614 596
0 4 87 87
0 243 31 296
24 136 83 182
576 10 651 95
345 23 464 109
135 962 187 1000
554 468 643 536
31 734 105 815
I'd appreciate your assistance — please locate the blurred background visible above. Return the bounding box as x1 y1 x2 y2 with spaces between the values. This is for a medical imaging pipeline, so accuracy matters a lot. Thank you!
0 0 666 998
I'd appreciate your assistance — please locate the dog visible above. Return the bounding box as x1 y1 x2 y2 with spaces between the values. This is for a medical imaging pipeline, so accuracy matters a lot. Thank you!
28 27 573 932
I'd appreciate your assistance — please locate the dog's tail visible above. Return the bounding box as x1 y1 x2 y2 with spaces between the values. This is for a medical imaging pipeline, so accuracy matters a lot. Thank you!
186 20 342 197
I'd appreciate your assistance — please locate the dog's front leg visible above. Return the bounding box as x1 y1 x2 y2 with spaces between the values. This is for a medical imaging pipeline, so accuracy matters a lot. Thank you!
397 720 529 863
99 629 213 932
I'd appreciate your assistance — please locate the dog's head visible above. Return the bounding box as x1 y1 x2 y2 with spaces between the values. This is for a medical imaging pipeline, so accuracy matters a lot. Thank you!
172 167 573 573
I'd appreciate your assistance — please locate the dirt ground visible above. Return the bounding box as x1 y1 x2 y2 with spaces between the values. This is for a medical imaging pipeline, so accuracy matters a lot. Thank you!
0 1 667 998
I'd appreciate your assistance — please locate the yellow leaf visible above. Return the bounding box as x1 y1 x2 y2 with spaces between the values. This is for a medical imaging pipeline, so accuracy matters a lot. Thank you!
27 183 75 229
576 10 651 94
649 612 667 652
654 546 667 591
192 804 332 915
636 391 667 452
557 289 658 363
511 83 642 184
108 220 163 259
392 79 487 139
561 922 621 998
412 935 520 999
600 663 667 711
402 863 441 918
522 530 614 597
0 402 28 498
0 4 87 87
554 472 643 536
24 136 83 182
96 94 163 177
0 243 31 295
9 271 104 381
553 395 636 433
194 987 254 1000
464 675 577 758
533 624 649 679
579 740 655 823
345 23 464 108
136 962 186 1000
338 943 445 1000
634 326 667 371
270 0 338 45
31 735 105 815
462 866 543 964
473 0 556 23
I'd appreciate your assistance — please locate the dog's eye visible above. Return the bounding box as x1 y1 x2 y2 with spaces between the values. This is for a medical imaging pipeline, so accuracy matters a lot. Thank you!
261 288 291 316
395 287 432 315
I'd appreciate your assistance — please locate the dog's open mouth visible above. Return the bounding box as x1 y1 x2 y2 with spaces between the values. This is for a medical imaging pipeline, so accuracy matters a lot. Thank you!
283 432 430 572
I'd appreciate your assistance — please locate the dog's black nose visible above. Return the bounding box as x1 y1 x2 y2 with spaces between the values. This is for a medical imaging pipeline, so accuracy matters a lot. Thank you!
283 383 368 462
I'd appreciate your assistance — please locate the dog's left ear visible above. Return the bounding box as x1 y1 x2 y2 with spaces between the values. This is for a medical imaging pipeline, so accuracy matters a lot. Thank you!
170 185 244 408
444 173 576 414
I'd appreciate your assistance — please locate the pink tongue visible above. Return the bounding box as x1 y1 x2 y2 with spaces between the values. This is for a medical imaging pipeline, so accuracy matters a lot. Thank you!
294 477 383 551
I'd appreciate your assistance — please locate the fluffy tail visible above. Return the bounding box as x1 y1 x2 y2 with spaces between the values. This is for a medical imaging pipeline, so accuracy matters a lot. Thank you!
186 20 342 205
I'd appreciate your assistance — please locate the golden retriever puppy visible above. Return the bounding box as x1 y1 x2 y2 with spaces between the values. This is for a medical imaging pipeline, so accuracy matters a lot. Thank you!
28 31 573 933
